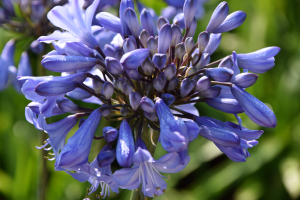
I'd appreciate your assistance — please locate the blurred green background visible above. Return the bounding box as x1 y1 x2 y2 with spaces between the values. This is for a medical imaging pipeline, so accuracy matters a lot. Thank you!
0 0 300 199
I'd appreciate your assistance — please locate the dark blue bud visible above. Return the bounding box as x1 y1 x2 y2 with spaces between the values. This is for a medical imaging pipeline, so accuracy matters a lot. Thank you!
97 145 116 167
125 68 142 80
212 11 247 33
205 98 244 114
231 84 277 128
135 137 147 150
147 36 158 55
123 82 134 95
140 9 155 36
96 12 122 34
158 24 173 54
180 78 195 97
56 98 78 113
120 0 134 37
121 49 150 70
157 16 169 30
198 31 210 53
195 75 211 92
105 57 124 74
102 81 114 99
175 43 186 58
152 53 167 69
140 97 155 113
35 81 77 96
183 0 197 29
206 2 229 33
141 57 154 75
103 126 119 142
167 77 179 92
171 24 183 47
41 55 97 72
198 86 222 98
140 29 150 48
129 91 142 111
195 116 240 147
164 63 176 80
204 33 222 55
123 38 136 53
158 72 167 86
103 44 116 58
173 13 185 29
124 8 140 38
30 40 44 54
184 37 195 53
116 119 135 167
206 68 234 82
161 93 175 106
231 73 258 88
144 111 159 122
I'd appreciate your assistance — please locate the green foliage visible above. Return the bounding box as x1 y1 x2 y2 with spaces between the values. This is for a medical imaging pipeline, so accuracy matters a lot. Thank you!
1 0 300 199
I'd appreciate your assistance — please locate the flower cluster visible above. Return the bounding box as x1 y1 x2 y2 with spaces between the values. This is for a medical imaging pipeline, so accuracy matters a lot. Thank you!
20 0 279 198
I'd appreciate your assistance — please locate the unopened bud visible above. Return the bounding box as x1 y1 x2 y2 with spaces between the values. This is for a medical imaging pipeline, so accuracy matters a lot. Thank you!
198 31 210 53
167 77 179 91
103 126 119 142
164 64 176 80
147 36 158 55
129 91 141 111
140 97 155 113
140 29 149 47
123 82 134 95
180 78 195 97
184 37 195 53
102 82 114 99
123 38 136 53
175 43 186 58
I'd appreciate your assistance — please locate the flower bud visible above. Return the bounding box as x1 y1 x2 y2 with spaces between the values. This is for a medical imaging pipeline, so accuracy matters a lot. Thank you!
103 44 116 58
102 81 114 99
56 98 78 113
101 104 111 117
120 0 134 37
135 137 147 150
206 2 229 33
121 49 150 70
195 75 211 92
125 68 142 80
92 78 102 94
124 8 140 38
141 57 154 75
180 78 195 97
140 8 154 36
205 98 244 114
103 126 119 142
144 111 159 122
158 24 173 54
212 11 247 33
164 64 176 80
198 86 221 98
198 31 210 53
204 33 222 55
173 13 185 28
152 53 167 69
167 77 179 91
218 56 233 69
123 82 134 95
157 16 169 30
231 84 276 128
105 57 124 74
140 97 155 113
115 78 126 91
197 53 211 69
140 29 149 47
153 77 165 92
129 91 142 111
175 42 186 58
184 37 195 53
206 68 234 82
30 40 44 54
97 146 116 167
171 24 183 47
161 93 175 106
183 0 197 29
231 73 258 88
185 66 197 77
123 38 136 53
147 36 158 55
187 17 197 37
115 48 125 61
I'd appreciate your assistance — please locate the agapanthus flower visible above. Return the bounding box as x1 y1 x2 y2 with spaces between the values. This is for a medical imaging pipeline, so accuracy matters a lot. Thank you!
20 0 280 198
